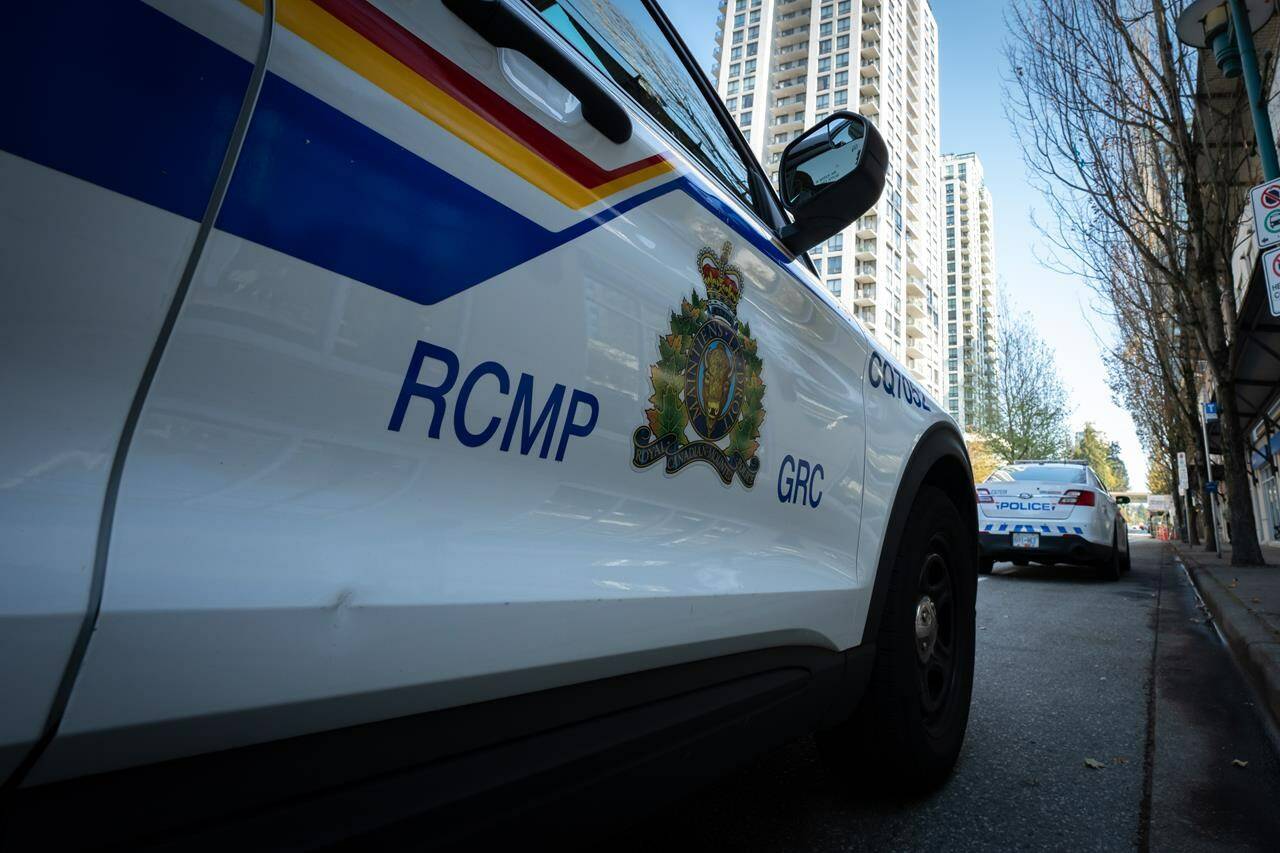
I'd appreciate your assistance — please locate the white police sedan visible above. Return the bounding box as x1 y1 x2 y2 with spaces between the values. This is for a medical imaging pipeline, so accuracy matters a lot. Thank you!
977 460 1131 579
1 0 976 846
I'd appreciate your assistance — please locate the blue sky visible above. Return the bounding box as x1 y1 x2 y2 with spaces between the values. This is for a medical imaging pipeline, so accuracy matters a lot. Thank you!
659 0 1148 489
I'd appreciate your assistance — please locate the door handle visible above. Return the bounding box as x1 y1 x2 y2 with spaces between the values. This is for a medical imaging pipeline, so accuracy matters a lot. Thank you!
444 0 632 144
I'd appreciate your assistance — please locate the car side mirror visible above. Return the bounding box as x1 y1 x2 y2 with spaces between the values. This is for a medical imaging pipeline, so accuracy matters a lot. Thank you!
1115 496 1131 505
777 111 887 255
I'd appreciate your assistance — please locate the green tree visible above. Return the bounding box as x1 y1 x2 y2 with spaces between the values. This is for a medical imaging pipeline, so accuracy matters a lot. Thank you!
1106 440 1130 491
982 297 1072 462
1071 423 1125 492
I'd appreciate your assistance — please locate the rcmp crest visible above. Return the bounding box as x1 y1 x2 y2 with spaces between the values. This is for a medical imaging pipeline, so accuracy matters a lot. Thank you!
631 242 765 488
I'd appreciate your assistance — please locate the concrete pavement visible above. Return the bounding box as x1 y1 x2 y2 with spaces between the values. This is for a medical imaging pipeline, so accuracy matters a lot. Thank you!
1172 542 1280 734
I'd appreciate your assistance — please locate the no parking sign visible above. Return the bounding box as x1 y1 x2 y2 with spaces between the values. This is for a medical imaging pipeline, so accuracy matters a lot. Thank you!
1265 245 1280 317
1251 178 1280 249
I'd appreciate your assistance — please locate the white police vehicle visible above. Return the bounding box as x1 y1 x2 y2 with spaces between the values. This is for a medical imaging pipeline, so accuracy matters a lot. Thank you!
1 0 976 845
977 460 1131 579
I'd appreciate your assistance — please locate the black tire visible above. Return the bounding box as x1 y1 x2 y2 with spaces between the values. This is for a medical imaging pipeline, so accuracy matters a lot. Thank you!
819 485 975 794
1119 525 1132 573
978 557 994 575
1099 532 1122 582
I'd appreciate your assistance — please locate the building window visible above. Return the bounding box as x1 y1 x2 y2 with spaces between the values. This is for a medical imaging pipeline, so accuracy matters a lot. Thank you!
828 278 842 296
828 257 843 274
739 111 752 126
742 93 753 108
819 38 831 53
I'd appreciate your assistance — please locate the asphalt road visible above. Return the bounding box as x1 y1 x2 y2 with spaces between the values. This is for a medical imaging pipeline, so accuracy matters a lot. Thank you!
602 537 1280 852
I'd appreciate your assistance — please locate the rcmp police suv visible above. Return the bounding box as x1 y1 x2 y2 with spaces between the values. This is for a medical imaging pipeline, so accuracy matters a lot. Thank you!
1 0 977 845
977 460 1131 579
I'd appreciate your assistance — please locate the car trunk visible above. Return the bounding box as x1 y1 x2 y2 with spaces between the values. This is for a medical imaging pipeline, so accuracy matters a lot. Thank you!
980 482 1077 521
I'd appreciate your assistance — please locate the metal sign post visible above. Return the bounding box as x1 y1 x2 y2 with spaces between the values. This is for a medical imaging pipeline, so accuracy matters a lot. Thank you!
1202 403 1223 557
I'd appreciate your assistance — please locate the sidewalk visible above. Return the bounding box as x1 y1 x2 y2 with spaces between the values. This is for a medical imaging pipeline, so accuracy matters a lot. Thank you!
1169 540 1280 730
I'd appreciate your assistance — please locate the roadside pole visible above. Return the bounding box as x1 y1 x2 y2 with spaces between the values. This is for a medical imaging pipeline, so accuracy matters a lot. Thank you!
1202 404 1223 558
1178 451 1191 543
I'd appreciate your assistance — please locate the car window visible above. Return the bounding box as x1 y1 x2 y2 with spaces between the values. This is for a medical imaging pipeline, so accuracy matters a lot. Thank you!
986 465 1087 484
528 0 754 206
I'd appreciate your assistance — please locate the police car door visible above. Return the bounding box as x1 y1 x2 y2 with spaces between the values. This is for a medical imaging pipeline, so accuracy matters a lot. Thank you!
37 0 869 778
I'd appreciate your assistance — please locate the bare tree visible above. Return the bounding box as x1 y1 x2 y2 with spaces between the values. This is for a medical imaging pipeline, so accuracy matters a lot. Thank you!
982 296 1072 462
1005 0 1261 563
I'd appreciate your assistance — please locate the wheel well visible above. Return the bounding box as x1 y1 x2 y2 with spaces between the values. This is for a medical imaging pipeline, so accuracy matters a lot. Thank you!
860 425 975 645
921 455 978 551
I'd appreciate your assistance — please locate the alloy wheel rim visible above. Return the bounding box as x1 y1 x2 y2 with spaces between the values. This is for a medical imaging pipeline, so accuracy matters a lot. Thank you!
916 548 956 721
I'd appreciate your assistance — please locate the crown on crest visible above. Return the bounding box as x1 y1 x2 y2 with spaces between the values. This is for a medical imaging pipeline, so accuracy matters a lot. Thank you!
697 242 743 314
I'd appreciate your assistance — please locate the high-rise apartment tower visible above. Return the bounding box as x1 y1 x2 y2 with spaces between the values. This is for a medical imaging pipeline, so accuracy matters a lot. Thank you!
940 152 997 431
712 0 945 397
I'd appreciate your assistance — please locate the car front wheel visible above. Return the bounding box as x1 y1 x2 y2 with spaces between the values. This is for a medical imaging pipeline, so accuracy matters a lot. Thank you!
819 485 976 793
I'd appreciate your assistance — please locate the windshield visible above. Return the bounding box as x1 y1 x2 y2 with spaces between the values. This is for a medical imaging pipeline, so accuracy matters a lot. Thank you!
986 465 1086 484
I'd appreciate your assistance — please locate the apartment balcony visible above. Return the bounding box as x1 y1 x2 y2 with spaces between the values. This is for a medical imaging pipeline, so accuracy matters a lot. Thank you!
859 97 880 115
906 277 926 298
906 316 926 338
774 26 808 45
905 202 920 223
855 264 877 284
854 285 876 305
906 296 925 319
855 240 876 260
860 78 880 97
906 340 926 360
904 182 919 205
906 254 925 278
860 58 879 76
773 38 809 55
856 217 877 238
772 75 807 93
861 41 880 60
862 6 881 25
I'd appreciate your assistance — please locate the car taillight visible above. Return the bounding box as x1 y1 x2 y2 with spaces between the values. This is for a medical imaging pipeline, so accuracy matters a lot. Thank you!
1059 489 1095 507
976 488 993 504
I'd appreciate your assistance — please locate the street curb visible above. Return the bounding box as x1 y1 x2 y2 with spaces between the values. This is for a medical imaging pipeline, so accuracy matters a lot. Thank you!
1172 545 1280 732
